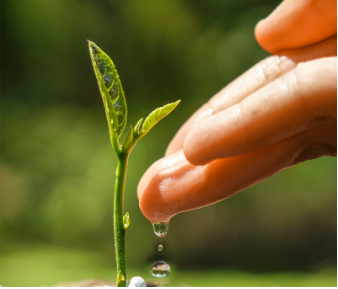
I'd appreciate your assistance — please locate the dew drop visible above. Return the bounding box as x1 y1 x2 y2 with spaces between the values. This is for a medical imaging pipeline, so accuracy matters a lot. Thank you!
152 222 169 237
157 244 163 252
151 261 170 278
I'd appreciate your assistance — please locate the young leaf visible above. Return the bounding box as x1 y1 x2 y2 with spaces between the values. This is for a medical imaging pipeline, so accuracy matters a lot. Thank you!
123 212 130 230
139 100 181 138
88 41 127 138
123 126 134 151
134 118 144 134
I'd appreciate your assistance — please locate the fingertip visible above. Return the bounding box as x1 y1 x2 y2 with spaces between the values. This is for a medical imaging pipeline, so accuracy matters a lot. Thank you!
138 165 170 223
137 151 190 223
254 19 276 53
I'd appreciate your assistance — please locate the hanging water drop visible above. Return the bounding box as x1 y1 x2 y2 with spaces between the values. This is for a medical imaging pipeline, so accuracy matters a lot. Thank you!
151 261 170 277
152 222 169 237
158 244 163 252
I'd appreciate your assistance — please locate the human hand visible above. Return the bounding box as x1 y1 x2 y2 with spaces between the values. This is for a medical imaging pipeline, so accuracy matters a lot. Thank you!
138 0 337 223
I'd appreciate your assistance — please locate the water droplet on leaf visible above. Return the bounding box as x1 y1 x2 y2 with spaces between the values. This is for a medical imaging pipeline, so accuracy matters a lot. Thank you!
152 222 169 237
157 244 163 251
151 261 170 277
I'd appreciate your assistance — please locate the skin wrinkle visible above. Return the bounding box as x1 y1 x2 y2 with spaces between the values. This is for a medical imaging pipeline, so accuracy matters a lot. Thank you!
295 59 337 127
292 63 313 128
194 104 214 122
292 123 337 165
260 56 289 83
294 144 336 164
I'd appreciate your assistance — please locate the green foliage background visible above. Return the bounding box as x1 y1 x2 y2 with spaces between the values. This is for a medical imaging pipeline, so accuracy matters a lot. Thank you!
1 0 336 285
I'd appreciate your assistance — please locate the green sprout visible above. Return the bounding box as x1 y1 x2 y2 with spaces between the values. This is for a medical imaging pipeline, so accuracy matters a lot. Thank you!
88 40 180 287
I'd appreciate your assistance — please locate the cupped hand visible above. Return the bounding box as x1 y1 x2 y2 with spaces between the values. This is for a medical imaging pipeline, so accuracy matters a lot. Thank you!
138 0 337 223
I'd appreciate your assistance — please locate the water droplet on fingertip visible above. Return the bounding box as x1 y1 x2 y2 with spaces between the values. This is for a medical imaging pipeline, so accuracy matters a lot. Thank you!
152 222 169 237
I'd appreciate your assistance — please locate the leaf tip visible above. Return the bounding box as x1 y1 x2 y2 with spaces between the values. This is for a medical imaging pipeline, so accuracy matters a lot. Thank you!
174 99 181 107
134 118 144 135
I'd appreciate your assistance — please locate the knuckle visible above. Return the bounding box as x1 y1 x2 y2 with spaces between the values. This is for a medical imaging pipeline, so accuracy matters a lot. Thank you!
258 55 296 83
281 65 311 121
234 103 244 126
293 143 337 165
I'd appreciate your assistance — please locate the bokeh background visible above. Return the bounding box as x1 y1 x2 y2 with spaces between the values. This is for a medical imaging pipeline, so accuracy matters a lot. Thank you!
1 0 336 286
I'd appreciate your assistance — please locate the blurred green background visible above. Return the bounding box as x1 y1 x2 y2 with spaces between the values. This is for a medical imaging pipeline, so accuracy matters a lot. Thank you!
1 0 336 286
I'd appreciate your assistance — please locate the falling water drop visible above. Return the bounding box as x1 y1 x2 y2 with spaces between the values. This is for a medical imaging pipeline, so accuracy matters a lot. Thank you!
157 244 163 252
151 261 170 277
152 222 169 237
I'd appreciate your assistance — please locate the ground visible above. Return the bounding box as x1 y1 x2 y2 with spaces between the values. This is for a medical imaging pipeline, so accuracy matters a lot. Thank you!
1 245 336 287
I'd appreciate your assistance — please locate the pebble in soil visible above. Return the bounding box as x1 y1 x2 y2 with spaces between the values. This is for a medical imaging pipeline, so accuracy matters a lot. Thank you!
151 261 170 277
128 276 146 287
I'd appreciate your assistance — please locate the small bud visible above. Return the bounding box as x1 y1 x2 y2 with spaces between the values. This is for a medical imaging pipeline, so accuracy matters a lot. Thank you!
123 212 130 230
117 270 126 284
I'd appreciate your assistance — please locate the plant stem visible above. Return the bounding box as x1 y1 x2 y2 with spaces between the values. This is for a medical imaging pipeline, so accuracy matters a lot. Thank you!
114 152 129 287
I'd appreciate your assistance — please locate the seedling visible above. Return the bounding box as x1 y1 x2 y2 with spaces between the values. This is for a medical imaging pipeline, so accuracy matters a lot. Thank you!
88 41 180 287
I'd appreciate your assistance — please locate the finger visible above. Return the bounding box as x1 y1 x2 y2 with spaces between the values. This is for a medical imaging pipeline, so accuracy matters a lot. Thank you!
255 0 337 53
165 36 337 156
279 35 337 63
184 57 337 165
139 123 336 223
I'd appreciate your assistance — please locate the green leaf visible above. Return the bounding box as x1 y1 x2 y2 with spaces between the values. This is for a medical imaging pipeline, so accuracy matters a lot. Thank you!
123 212 130 230
88 41 127 139
117 270 126 284
139 100 180 138
134 118 144 134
